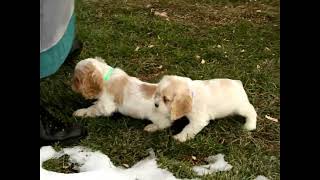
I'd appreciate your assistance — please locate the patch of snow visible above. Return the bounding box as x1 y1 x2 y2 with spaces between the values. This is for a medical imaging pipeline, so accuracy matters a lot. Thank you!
254 175 269 180
40 146 178 180
192 154 232 176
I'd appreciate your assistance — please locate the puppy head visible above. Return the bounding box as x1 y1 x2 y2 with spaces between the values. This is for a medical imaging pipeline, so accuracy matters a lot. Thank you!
155 75 193 121
71 59 104 99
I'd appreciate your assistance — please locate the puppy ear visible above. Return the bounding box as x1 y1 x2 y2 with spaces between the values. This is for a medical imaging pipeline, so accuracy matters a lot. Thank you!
171 90 192 120
71 69 82 92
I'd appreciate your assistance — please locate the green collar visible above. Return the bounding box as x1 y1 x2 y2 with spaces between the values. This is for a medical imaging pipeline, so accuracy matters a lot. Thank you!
103 67 114 81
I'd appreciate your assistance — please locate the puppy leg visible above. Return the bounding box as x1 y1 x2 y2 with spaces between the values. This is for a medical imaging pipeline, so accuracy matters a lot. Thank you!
144 124 160 132
144 118 171 132
238 103 257 131
73 99 116 117
173 115 209 142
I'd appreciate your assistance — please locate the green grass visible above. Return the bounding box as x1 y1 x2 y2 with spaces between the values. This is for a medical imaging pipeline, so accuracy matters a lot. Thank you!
41 0 280 179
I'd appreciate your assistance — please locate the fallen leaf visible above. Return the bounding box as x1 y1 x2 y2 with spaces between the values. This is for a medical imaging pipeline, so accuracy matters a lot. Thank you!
257 65 261 69
195 55 201 59
217 45 222 48
154 11 167 17
123 164 129 168
97 12 103 18
241 49 245 53
146 4 152 8
158 65 163 69
134 46 140 51
192 156 197 160
265 115 278 122
264 47 271 51
148 45 154 48
201 59 206 64
256 10 262 13
154 11 169 20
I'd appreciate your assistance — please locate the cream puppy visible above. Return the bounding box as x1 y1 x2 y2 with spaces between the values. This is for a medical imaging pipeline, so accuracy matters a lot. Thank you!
71 57 171 132
154 75 257 142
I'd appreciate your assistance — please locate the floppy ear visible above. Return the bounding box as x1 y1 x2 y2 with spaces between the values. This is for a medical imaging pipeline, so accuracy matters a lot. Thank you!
71 69 82 93
170 91 192 120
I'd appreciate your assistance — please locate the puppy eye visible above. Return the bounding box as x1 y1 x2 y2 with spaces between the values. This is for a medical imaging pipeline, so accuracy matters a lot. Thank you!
163 96 170 103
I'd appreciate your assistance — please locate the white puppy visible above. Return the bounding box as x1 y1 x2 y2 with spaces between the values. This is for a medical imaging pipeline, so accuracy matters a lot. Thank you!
154 75 257 142
71 57 171 132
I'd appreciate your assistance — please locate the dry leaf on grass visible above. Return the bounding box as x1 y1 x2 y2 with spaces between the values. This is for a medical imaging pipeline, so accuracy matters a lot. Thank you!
154 11 168 17
154 11 169 21
201 59 206 64
265 115 278 122
257 65 261 70
264 47 271 51
134 46 140 51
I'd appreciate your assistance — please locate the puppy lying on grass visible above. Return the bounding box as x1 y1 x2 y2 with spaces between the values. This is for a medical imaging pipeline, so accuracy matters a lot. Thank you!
71 57 171 132
153 75 257 142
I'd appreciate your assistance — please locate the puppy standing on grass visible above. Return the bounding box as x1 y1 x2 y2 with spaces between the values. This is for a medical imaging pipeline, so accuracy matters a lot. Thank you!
154 75 257 142
71 57 171 132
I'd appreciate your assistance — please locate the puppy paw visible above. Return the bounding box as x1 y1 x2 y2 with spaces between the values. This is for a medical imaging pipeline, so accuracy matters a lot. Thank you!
73 109 87 117
243 122 256 131
73 108 95 117
144 124 160 132
173 133 189 142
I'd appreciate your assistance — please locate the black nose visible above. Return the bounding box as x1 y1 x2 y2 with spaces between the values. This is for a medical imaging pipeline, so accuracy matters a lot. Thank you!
155 103 159 108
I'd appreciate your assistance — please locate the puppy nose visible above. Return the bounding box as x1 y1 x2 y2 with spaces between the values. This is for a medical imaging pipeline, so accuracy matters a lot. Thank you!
155 103 159 108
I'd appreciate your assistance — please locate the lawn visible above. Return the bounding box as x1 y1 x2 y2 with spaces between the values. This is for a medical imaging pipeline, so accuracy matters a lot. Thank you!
40 0 280 179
